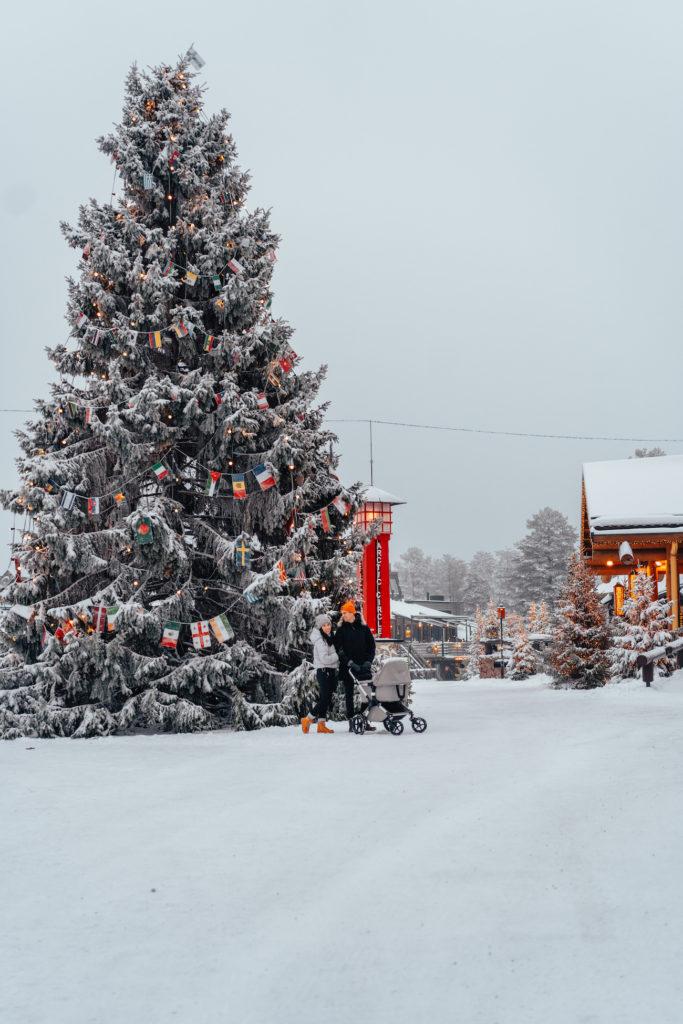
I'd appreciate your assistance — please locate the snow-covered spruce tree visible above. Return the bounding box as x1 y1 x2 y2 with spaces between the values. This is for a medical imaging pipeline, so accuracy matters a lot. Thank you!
506 617 538 680
610 572 674 680
507 507 577 612
0 57 365 739
465 608 485 678
526 599 551 634
549 554 612 689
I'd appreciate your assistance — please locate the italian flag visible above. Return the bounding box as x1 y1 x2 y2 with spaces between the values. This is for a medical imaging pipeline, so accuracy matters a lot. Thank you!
205 470 221 496
161 621 181 650
152 461 169 482
148 331 162 350
209 613 234 644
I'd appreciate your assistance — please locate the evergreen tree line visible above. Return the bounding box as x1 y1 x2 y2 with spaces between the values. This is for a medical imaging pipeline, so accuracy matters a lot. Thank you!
396 506 577 614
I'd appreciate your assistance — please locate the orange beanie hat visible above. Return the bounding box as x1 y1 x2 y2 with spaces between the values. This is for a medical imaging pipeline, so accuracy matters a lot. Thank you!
340 600 356 615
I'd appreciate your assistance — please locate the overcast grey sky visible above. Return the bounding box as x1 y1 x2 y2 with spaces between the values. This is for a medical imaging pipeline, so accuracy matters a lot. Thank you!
2 0 682 561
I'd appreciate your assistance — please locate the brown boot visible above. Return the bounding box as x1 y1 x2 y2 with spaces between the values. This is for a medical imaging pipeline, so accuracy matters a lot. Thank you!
316 721 334 734
301 716 314 734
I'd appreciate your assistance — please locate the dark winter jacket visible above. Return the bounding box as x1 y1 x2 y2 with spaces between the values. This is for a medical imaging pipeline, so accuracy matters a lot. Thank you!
334 615 376 670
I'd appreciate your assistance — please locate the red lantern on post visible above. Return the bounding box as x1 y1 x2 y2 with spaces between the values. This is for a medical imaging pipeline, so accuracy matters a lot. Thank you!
355 486 405 638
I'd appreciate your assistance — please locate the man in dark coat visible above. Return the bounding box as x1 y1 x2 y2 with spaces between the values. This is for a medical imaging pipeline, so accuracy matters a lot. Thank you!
334 600 376 730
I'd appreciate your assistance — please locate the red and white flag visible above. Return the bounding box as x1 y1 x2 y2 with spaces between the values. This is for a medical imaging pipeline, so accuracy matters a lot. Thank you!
88 497 100 516
227 258 244 275
191 620 212 651
256 392 269 411
91 605 107 633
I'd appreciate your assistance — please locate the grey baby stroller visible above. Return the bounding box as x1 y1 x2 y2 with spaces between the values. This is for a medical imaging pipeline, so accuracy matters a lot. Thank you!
348 657 428 736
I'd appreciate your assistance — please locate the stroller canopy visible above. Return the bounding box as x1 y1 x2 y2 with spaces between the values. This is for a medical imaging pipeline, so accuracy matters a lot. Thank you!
374 658 411 688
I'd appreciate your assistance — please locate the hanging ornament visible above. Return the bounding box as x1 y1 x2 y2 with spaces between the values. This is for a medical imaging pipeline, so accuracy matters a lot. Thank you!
209 613 234 643
161 621 181 650
114 492 126 506
191 620 211 651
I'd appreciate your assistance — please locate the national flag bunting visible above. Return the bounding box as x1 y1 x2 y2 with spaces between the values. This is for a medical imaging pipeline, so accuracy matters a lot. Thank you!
60 491 77 511
84 407 94 425
245 590 261 605
184 270 198 286
82 243 91 259
209 613 234 644
191 620 212 651
320 508 331 533
214 392 224 406
174 321 189 338
203 334 216 352
135 516 154 545
161 621 181 650
152 461 169 482
162 259 174 277
148 331 162 350
187 45 205 69
234 539 251 568
227 258 244 275
256 392 269 411
91 605 107 633
77 312 88 328
142 172 155 190
265 248 277 263
294 565 307 582
278 355 294 374
276 560 287 583
106 604 120 631
332 495 350 516
211 274 222 292
232 474 247 500
87 497 100 517
205 470 221 496
252 463 276 491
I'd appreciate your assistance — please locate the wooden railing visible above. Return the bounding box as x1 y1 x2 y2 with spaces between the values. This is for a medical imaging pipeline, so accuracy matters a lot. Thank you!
635 637 683 686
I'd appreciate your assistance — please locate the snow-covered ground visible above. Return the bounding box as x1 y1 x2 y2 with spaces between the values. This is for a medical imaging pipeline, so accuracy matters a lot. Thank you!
3 673 683 1024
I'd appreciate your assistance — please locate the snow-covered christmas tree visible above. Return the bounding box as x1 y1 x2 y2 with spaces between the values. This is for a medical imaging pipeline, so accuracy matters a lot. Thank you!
526 600 551 634
610 571 674 680
506 616 538 680
549 554 612 689
465 608 485 678
0 55 365 739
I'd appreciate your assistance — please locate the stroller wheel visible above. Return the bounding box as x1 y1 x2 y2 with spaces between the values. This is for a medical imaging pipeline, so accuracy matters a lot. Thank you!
411 716 427 734
388 719 404 736
351 715 366 735
382 718 393 732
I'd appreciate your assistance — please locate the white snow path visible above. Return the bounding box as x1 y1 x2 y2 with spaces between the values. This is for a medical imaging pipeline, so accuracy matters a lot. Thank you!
2 674 683 1024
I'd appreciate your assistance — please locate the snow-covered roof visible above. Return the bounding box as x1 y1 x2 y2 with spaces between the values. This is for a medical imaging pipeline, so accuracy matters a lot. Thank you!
360 485 406 506
391 599 456 621
583 455 683 534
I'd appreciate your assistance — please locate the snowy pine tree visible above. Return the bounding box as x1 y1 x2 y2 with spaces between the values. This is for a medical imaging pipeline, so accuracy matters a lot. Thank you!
610 572 674 680
0 56 365 739
465 608 485 678
507 508 577 611
549 554 612 689
506 616 538 680
527 599 551 634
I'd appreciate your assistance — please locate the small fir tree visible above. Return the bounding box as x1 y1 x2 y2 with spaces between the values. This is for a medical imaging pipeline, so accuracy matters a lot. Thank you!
466 608 485 678
0 56 365 739
506 616 538 680
550 554 612 689
610 572 674 680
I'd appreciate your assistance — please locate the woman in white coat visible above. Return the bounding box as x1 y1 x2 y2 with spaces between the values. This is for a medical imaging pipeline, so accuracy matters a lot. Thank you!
301 614 339 734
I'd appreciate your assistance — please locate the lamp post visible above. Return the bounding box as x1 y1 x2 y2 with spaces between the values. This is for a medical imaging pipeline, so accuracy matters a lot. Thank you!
355 486 405 638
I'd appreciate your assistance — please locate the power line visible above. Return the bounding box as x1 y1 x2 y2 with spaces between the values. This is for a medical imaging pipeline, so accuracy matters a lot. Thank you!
327 417 683 444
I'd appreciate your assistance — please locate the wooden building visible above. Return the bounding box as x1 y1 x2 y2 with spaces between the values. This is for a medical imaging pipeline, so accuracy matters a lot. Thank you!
581 455 683 627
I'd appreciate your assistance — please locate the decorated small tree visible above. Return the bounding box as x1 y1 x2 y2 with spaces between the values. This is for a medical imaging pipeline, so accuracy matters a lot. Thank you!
466 608 485 678
0 55 365 739
550 554 612 689
610 572 674 680
506 617 538 680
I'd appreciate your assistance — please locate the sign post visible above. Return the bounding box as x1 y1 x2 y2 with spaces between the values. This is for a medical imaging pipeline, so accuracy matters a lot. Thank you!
497 607 505 678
